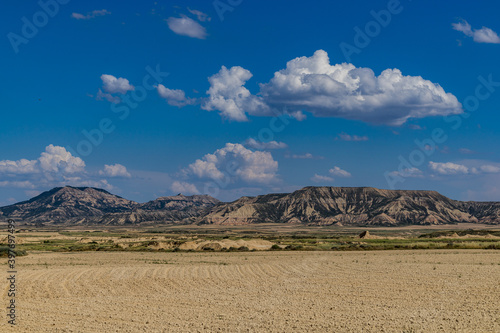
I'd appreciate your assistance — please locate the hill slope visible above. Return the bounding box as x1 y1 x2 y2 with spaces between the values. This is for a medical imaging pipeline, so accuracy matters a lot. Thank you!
1 186 499 226
200 187 499 226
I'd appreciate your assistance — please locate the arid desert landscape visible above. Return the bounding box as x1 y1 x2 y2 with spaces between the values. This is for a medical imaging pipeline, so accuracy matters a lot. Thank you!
1 245 499 332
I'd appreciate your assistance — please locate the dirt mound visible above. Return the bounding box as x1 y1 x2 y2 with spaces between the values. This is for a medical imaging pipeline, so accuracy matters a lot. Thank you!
179 239 274 251
359 231 382 239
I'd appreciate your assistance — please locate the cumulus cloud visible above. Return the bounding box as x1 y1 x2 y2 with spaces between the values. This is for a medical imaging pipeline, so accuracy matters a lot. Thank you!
429 161 500 176
429 162 469 175
311 174 333 183
195 50 462 125
96 74 134 104
157 85 196 107
0 145 85 176
185 143 278 184
452 19 500 44
171 181 200 195
101 74 134 94
188 8 211 22
99 164 131 178
72 9 111 20
329 166 351 177
166 15 207 39
201 66 270 121
336 132 369 142
0 145 129 191
244 138 287 150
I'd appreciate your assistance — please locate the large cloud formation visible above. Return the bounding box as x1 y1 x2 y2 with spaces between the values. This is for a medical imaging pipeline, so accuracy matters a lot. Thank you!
160 50 462 126
185 143 278 184
0 145 130 191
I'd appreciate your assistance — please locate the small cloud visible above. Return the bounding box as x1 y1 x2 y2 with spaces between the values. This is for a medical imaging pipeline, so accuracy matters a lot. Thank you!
336 132 369 142
285 153 324 160
101 74 134 94
244 138 287 150
329 166 351 178
429 162 469 175
157 85 196 107
166 15 207 39
96 89 121 104
479 165 500 174
408 124 423 130
72 9 111 20
459 148 476 155
311 174 333 183
388 167 424 178
452 19 500 44
99 164 131 178
188 8 211 22
171 181 200 195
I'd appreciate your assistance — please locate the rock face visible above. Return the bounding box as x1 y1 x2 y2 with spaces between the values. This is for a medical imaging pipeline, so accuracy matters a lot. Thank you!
0 187 137 224
1 186 499 226
200 187 500 226
0 187 219 225
93 194 221 225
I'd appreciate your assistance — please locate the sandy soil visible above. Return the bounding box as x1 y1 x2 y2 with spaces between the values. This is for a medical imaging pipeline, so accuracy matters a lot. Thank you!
1 250 499 332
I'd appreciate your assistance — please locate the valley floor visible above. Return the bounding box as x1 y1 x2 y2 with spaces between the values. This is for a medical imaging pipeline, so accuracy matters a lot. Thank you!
1 250 499 332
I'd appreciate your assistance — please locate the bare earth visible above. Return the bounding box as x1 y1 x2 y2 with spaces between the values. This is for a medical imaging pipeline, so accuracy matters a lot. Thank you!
1 250 499 332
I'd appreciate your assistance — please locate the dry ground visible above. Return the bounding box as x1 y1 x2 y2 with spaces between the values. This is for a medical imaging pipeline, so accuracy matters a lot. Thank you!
1 250 499 332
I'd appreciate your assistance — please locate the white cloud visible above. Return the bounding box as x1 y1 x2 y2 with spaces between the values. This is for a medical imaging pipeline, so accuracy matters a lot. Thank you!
186 143 278 184
196 50 462 125
286 153 324 160
244 138 287 150
188 8 211 22
171 181 200 195
311 174 333 183
72 9 111 20
453 19 500 44
99 164 131 178
0 181 35 189
429 161 500 176
336 132 369 141
0 145 127 191
0 159 38 174
329 166 351 177
157 85 196 107
166 15 207 39
0 145 86 176
96 89 121 104
479 165 500 174
429 162 469 175
459 148 475 155
101 74 134 94
389 167 424 178
202 66 269 121
39 145 86 174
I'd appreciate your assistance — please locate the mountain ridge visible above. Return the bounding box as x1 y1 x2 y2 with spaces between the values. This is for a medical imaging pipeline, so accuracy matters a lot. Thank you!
0 186 499 226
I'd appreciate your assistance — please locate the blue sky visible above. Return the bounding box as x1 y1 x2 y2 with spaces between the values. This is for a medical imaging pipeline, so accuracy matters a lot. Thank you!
1 0 500 204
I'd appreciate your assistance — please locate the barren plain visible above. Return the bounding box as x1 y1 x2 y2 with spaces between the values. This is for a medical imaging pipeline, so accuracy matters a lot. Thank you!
1 250 499 332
